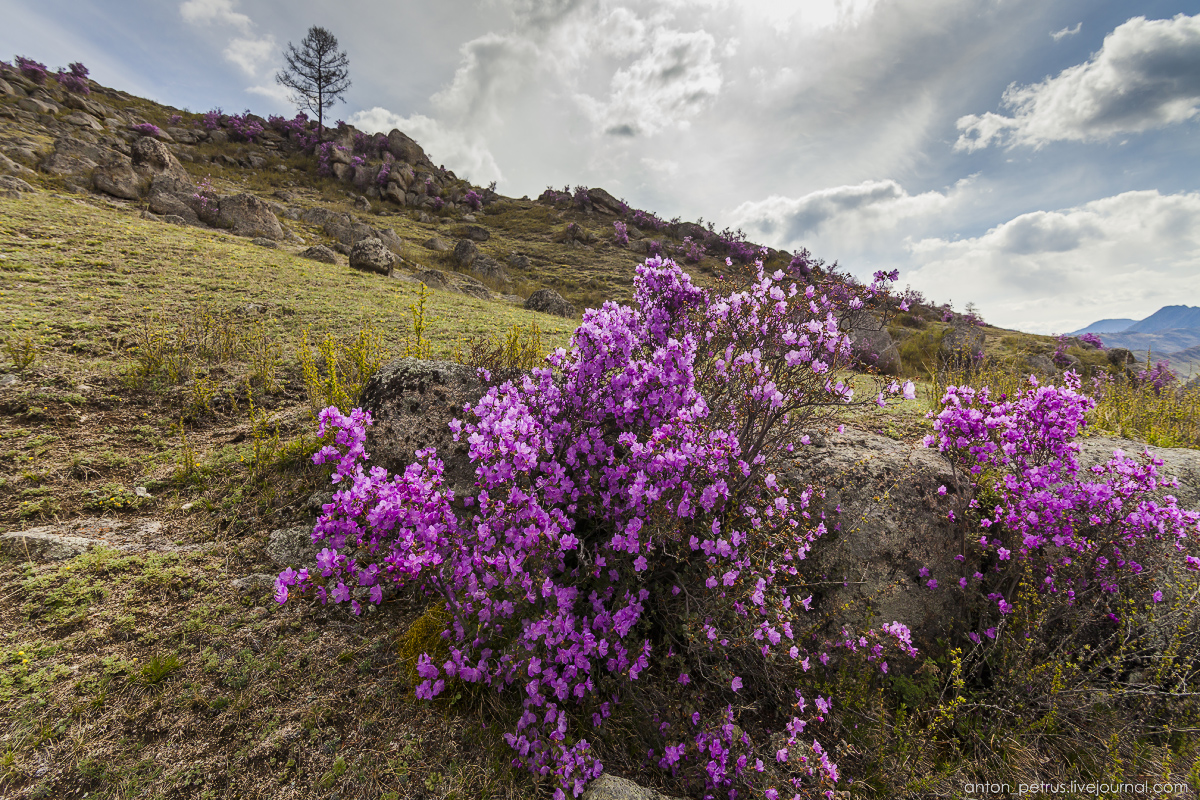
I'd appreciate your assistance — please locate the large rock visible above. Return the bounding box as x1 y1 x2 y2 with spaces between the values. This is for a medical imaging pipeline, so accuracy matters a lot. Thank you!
780 428 972 657
358 358 484 498
524 288 577 318
130 136 192 194
148 191 201 225
1077 436 1200 512
581 774 679 800
215 193 287 240
452 238 480 268
300 244 339 264
91 153 141 199
471 255 509 286
349 237 396 275
0 175 35 199
386 129 430 166
322 213 405 253
939 320 985 367
414 269 450 291
850 325 901 375
267 526 320 570
455 224 490 242
586 187 624 215
1 530 97 561
40 135 108 176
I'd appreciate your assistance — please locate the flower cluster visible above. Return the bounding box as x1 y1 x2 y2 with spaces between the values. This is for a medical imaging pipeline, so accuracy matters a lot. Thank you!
1135 360 1177 394
1078 332 1105 350
678 236 705 263
926 372 1199 625
280 256 911 797
463 190 483 212
130 122 161 138
613 221 629 247
55 62 89 94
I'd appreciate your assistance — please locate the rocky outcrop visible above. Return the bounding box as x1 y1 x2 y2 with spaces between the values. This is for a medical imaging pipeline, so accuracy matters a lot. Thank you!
586 187 624 215
386 129 430 166
0 175 35 199
524 288 576 318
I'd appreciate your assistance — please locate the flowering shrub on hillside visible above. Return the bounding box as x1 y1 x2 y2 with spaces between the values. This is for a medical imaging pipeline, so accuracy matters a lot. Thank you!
926 372 1198 629
1078 332 1105 350
279 256 913 798
131 123 161 138
463 189 483 211
613 221 629 247
15 56 48 85
1136 360 1177 394
55 62 89 94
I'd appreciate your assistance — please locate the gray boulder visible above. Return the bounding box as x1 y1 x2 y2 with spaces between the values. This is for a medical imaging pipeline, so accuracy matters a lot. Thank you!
581 775 679 800
215 193 287 240
386 129 430 166
850 324 901 375
266 526 320 570
91 153 140 199
148 191 201 225
471 255 509 286
358 358 484 498
423 236 450 252
0 175 34 199
452 238 480 268
939 320 985 367
130 136 192 193
349 237 396 275
414 269 450 291
300 244 339 264
781 428 972 656
524 288 576 318
585 187 624 215
456 224 490 242
1 529 97 561
18 97 58 115
64 111 103 131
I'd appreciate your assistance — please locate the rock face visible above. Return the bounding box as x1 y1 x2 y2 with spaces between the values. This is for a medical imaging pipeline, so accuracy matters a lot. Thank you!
581 774 679 800
0 175 34 199
215 193 287 240
1077 436 1200 512
90 134 195 201
349 237 396 275
386 129 430 166
524 288 577 318
357 358 483 498
780 428 972 654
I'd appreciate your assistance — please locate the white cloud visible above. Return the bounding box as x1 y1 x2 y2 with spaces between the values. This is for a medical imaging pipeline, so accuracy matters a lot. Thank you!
579 25 723 136
348 107 504 185
246 78 291 105
905 190 1200 333
956 13 1200 151
179 0 251 32
223 35 276 76
731 178 973 250
1051 22 1081 41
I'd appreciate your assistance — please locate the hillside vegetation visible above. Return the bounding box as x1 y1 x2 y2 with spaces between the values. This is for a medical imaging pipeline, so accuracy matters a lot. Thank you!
1 62 1199 800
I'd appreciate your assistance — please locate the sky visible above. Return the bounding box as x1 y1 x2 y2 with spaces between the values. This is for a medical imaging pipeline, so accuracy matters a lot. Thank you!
2 0 1199 334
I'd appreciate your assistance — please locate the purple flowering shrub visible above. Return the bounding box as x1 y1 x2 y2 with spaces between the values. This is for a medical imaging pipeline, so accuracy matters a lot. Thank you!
15 56 48 85
55 62 90 94
613 221 629 247
677 236 705 263
926 372 1199 633
1078 332 1105 350
278 257 914 798
131 123 162 138
463 190 483 212
1135 360 1177 394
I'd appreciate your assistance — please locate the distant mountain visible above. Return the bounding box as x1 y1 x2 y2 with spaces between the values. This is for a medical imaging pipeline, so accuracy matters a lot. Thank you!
1072 305 1200 337
1126 305 1200 334
1099 329 1200 357
1070 318 1137 335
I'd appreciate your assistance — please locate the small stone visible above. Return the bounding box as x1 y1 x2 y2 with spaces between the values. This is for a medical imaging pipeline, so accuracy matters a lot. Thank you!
134 486 151 499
